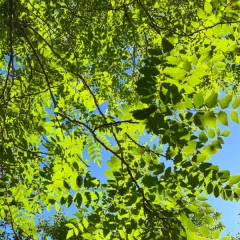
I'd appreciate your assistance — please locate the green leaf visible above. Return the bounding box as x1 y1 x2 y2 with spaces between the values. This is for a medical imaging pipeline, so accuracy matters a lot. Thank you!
142 175 158 187
199 225 210 237
54 202 60 212
64 180 71 190
74 227 79 236
212 54 224 62
212 229 221 239
107 156 121 169
163 67 187 79
199 131 208 143
204 111 216 128
74 193 82 208
221 236 231 240
205 92 218 108
66 223 75 228
207 129 215 138
205 215 214 226
230 110 239 123
66 229 74 239
232 97 240 109
183 141 197 155
162 38 174 53
217 111 228 126
132 105 157 120
198 195 207 201
207 182 213 194
213 185 220 198
196 151 210 163
139 67 160 76
221 130 231 137
148 48 162 55
67 195 73 207
180 213 197 232
186 75 201 87
218 170 230 183
82 217 89 229
188 204 199 213
76 176 83 188
219 95 232 109
229 175 240 186
204 2 212 14
183 60 192 72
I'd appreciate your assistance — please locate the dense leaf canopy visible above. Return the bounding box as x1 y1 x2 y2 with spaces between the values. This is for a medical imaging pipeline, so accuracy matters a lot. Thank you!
0 0 240 239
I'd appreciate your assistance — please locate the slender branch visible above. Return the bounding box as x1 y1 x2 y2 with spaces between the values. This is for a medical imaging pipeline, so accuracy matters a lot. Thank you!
18 24 57 108
0 57 12 100
77 154 89 167
5 183 20 240
94 120 139 132
56 112 121 159
15 145 54 156
7 204 20 240
125 133 168 159
57 112 153 210
56 0 137 12
179 20 240 37
23 24 153 212
136 0 176 34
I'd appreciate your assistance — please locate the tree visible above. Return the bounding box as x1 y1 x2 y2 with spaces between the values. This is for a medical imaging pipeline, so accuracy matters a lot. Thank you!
0 0 240 239
38 211 82 240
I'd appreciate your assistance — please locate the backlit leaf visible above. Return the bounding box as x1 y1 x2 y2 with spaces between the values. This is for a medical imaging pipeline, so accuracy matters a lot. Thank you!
219 95 232 109
217 111 228 126
230 110 239 123
232 97 240 109
205 92 218 108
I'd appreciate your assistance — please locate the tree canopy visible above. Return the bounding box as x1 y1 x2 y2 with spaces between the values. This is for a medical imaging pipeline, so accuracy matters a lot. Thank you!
0 0 240 239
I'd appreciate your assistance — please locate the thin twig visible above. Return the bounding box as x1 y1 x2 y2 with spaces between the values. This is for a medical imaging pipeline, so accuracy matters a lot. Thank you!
15 145 54 156
94 120 138 132
24 24 153 212
125 133 168 159
19 25 57 107
57 112 153 210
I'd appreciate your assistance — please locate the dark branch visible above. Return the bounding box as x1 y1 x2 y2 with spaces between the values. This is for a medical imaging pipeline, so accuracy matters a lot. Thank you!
94 120 139 132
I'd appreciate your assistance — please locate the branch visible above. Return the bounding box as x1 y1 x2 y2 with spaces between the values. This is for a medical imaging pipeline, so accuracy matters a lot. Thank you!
56 112 122 159
23 24 153 212
125 133 168 159
136 0 179 34
15 145 54 156
77 154 89 167
0 57 12 100
6 184 20 240
56 0 137 12
57 112 153 211
7 204 20 240
179 20 240 37
94 120 139 132
18 24 57 108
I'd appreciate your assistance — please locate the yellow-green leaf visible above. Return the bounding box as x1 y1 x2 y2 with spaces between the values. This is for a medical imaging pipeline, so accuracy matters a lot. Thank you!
217 111 228 126
232 97 240 109
66 229 74 239
219 95 232 109
230 110 239 123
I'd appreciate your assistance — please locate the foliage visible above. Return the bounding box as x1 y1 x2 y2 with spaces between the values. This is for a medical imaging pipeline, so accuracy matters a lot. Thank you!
0 0 240 239
38 208 226 240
